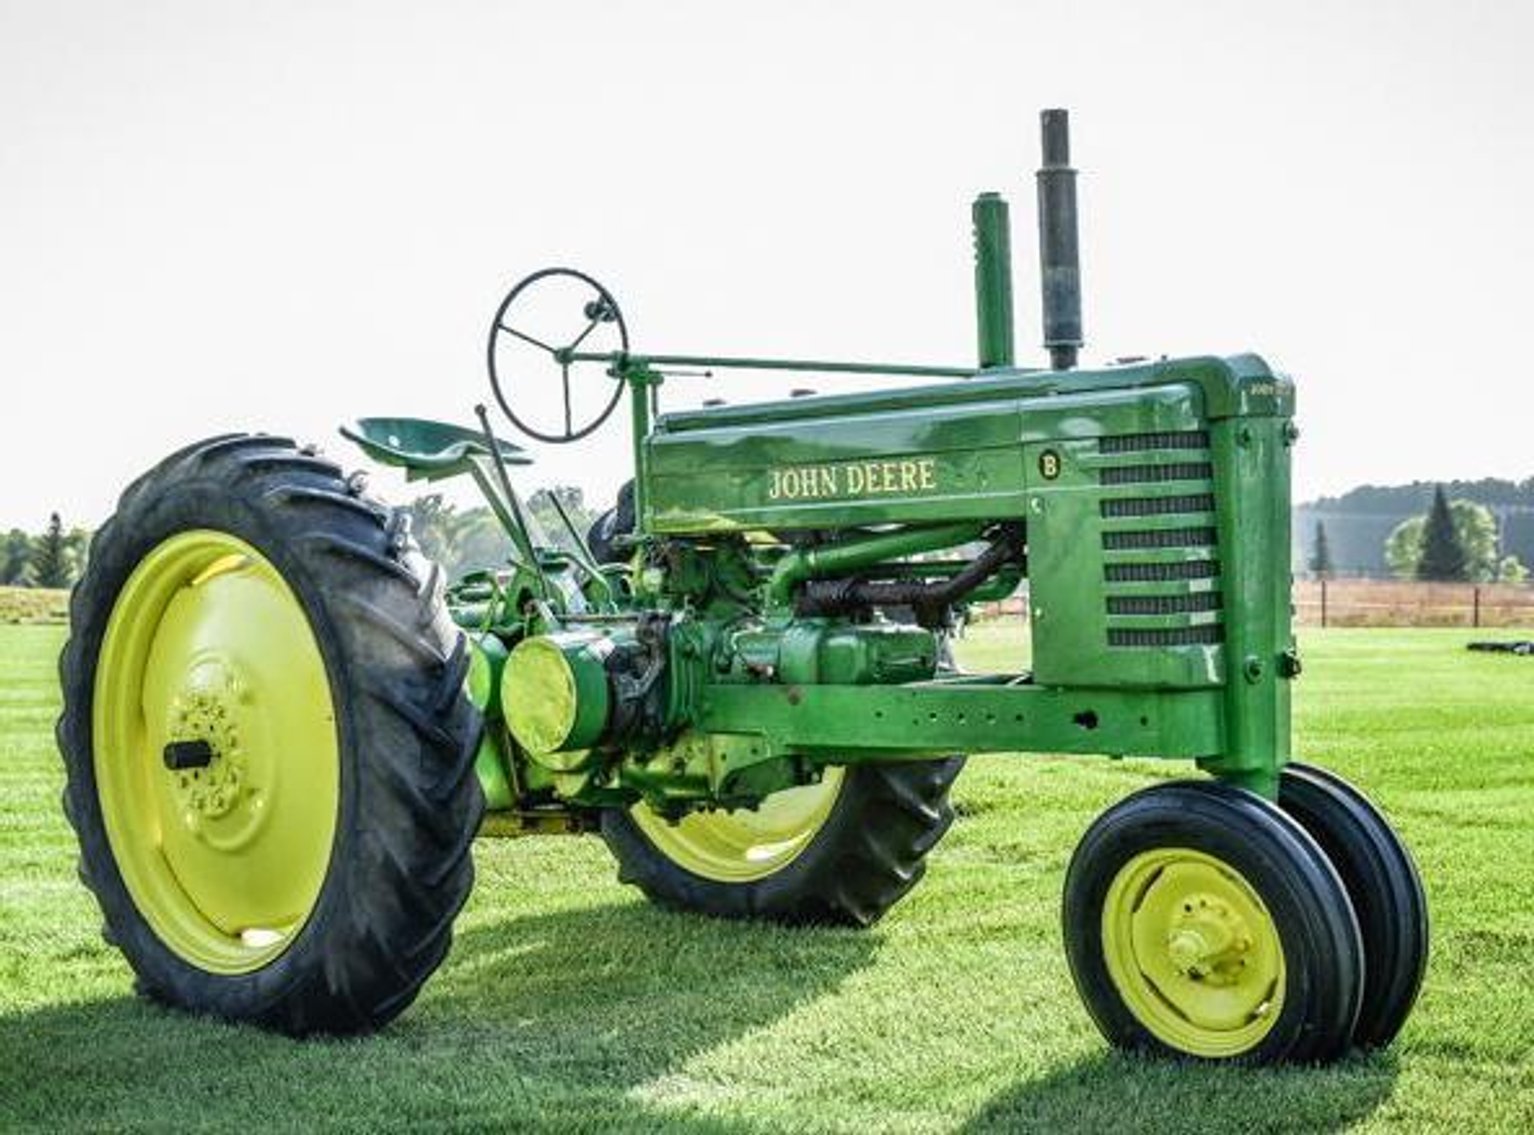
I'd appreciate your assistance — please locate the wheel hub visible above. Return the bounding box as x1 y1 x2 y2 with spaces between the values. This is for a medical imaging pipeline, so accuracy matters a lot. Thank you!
165 663 251 825
1164 892 1251 983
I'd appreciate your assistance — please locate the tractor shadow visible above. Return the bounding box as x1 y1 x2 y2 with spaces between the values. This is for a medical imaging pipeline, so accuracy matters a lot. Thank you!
429 898 881 1084
0 901 876 1130
964 1048 1401 1134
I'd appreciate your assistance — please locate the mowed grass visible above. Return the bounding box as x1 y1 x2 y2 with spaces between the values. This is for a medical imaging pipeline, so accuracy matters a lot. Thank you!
2 623 1533 1132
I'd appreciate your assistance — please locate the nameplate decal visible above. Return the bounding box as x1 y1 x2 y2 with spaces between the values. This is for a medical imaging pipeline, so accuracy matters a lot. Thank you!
766 457 939 501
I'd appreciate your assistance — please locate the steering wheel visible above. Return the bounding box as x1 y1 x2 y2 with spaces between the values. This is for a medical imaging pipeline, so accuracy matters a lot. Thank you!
486 267 629 443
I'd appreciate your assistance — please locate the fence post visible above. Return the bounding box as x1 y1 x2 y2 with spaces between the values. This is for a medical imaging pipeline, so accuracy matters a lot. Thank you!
1473 585 1481 628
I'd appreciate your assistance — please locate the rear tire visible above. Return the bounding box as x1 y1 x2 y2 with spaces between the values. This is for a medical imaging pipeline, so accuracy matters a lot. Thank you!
602 758 965 926
57 434 483 1035
1279 762 1428 1051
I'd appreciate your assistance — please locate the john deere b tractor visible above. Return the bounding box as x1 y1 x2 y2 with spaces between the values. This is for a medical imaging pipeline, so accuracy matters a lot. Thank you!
58 111 1426 1063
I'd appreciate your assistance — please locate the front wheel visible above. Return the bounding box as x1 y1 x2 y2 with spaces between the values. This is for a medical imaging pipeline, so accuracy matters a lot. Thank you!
56 434 483 1035
602 758 965 926
1063 780 1365 1064
1279 762 1428 1051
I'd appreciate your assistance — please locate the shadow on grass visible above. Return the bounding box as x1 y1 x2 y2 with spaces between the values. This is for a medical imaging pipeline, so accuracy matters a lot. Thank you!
964 1048 1400 1134
0 901 876 1131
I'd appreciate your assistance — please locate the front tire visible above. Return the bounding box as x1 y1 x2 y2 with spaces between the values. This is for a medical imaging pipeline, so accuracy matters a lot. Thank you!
1279 762 1428 1051
57 434 483 1035
602 758 964 926
1063 780 1365 1064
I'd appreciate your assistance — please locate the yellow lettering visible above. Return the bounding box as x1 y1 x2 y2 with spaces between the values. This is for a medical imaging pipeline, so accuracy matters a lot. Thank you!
767 457 938 502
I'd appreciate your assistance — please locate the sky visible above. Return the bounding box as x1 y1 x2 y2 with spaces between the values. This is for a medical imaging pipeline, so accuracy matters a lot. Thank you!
2 1 1531 530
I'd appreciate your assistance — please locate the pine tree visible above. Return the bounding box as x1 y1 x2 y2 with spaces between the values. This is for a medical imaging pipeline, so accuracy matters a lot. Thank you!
1 528 32 585
30 513 71 589
1308 520 1334 579
1417 486 1468 582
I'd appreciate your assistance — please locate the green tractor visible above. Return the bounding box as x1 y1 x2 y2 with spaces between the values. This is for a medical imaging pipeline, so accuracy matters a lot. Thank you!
57 110 1425 1063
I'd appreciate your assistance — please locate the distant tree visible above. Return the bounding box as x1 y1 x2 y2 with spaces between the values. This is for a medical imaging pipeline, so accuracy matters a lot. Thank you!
399 486 601 580
527 486 597 556
1451 501 1499 581
1497 555 1528 583
1418 486 1468 581
1384 496 1500 582
64 526 92 580
31 513 72 588
450 511 510 578
1308 520 1334 579
1384 519 1422 579
1 528 32 586
402 494 461 568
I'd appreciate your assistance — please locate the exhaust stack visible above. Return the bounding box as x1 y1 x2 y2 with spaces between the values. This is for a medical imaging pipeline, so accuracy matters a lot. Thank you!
1037 108 1083 370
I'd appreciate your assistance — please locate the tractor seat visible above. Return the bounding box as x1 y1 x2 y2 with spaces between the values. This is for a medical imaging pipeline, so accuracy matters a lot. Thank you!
339 417 531 482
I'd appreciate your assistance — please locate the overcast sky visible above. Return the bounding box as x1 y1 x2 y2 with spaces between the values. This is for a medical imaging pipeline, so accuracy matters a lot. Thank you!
2 1 1530 530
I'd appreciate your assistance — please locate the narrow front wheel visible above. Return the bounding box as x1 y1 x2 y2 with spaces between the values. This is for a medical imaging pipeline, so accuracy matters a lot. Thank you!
1063 780 1365 1064
1279 762 1428 1051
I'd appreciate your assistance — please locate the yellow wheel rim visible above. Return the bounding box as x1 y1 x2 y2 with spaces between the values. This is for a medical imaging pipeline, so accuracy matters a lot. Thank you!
632 767 846 883
1101 847 1285 1058
93 530 340 974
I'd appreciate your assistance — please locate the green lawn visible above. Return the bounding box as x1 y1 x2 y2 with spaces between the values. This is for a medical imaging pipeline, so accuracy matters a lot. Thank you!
2 623 1532 1131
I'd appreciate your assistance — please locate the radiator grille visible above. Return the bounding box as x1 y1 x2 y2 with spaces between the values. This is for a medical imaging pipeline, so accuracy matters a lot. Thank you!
1094 431 1223 652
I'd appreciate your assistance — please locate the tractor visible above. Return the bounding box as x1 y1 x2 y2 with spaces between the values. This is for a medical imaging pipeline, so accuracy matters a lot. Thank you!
57 110 1426 1064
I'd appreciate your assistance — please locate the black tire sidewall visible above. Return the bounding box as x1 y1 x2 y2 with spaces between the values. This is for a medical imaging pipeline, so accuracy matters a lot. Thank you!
1279 762 1429 1050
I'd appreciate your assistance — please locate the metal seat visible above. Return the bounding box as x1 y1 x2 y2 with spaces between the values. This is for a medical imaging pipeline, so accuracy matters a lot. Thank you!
339 417 530 481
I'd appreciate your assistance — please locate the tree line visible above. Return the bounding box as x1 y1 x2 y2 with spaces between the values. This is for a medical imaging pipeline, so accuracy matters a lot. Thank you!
1309 485 1527 583
1297 476 1534 575
1 487 600 593
401 486 600 580
2 514 91 589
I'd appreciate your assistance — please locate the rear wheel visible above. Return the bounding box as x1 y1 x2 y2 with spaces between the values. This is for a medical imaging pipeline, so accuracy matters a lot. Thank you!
1279 762 1428 1051
1063 780 1364 1064
602 758 964 926
57 434 483 1034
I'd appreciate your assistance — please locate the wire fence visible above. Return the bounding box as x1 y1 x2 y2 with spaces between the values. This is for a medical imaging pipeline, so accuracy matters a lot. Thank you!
972 580 1534 629
1295 579 1534 628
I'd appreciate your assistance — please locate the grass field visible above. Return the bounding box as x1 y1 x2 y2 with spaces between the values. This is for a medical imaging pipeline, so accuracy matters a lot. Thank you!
3 622 1532 1132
